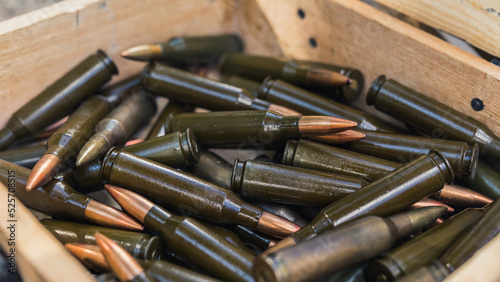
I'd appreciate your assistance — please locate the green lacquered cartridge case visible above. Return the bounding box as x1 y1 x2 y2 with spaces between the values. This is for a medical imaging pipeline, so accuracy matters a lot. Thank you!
45 94 115 166
140 260 218 282
40 219 163 260
142 63 271 111
101 148 263 229
0 160 94 220
283 139 398 182
73 130 200 193
125 129 199 168
366 208 482 282
254 209 441 282
231 159 368 207
221 75 260 97
297 60 364 101
144 205 255 281
438 198 500 272
0 50 117 150
460 161 500 198
146 34 243 65
257 77 396 132
291 151 454 243
346 130 479 179
165 110 303 147
367 75 500 167
189 148 233 189
0 144 45 168
145 101 193 140
88 91 157 149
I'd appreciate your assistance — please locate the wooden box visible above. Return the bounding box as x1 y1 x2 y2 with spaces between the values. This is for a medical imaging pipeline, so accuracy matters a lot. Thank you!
0 0 499 280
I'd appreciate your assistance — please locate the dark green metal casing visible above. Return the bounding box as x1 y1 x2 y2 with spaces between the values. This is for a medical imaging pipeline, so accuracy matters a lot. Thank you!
291 151 454 243
0 50 118 150
165 110 301 147
100 148 264 229
142 63 271 111
45 95 114 165
283 139 398 182
221 75 260 98
73 130 200 192
346 130 479 179
143 205 255 281
0 144 46 168
365 208 482 282
257 77 397 132
39 219 164 260
145 101 193 140
156 34 244 65
367 75 500 168
0 159 92 220
189 148 233 189
460 161 500 198
140 260 218 282
231 159 368 207
231 225 277 252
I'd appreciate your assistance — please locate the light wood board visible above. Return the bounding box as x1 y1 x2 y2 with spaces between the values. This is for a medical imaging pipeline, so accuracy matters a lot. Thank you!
374 0 500 59
255 0 500 136
0 0 233 128
0 182 93 281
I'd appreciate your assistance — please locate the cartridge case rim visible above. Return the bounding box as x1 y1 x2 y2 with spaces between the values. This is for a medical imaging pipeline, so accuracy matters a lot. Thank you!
181 128 200 164
468 143 479 180
230 158 245 194
96 49 119 75
281 140 298 165
366 74 386 106
429 149 455 184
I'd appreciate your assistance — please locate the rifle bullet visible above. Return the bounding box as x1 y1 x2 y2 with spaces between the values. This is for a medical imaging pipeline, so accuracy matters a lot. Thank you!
307 130 366 144
432 184 492 207
95 233 155 282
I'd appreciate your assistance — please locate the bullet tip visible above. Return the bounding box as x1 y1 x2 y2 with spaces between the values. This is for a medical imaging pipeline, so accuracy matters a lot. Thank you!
26 154 62 191
104 184 154 223
95 232 145 281
65 243 111 272
84 200 144 231
308 130 366 144
76 135 110 167
299 116 357 135
120 44 163 61
257 211 301 238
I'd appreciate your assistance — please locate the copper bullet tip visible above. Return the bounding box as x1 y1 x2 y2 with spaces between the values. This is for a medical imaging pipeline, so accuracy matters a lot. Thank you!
438 184 493 207
307 68 353 87
299 116 357 135
410 198 454 214
104 184 154 223
124 138 144 147
121 44 163 61
65 243 110 272
257 211 301 238
26 154 62 191
308 130 366 144
84 200 144 231
95 232 145 281
76 135 110 166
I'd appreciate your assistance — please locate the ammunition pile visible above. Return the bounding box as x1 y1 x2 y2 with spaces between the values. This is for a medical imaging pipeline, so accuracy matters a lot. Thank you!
0 33 498 282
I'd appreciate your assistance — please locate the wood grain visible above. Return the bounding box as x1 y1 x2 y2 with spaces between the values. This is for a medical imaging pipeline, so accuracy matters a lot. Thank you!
0 182 93 281
374 0 500 58
0 0 233 128
255 0 500 137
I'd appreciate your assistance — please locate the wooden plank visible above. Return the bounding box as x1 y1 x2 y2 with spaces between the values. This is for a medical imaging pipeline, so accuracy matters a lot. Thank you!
0 183 93 281
374 0 500 59
255 0 500 137
0 0 233 127
445 232 500 282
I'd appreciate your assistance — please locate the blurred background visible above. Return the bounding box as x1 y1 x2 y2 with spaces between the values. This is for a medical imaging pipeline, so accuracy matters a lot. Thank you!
0 0 63 21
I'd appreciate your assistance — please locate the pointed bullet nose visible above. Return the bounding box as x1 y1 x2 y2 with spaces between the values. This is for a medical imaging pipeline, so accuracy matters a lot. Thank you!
257 211 301 238
76 135 110 166
26 154 62 191
120 44 163 61
299 116 357 135
84 200 144 231
389 206 448 238
308 130 366 144
65 243 111 273
438 184 492 207
104 184 154 223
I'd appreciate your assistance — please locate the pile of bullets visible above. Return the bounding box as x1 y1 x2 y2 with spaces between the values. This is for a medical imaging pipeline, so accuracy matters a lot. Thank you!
0 34 499 282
